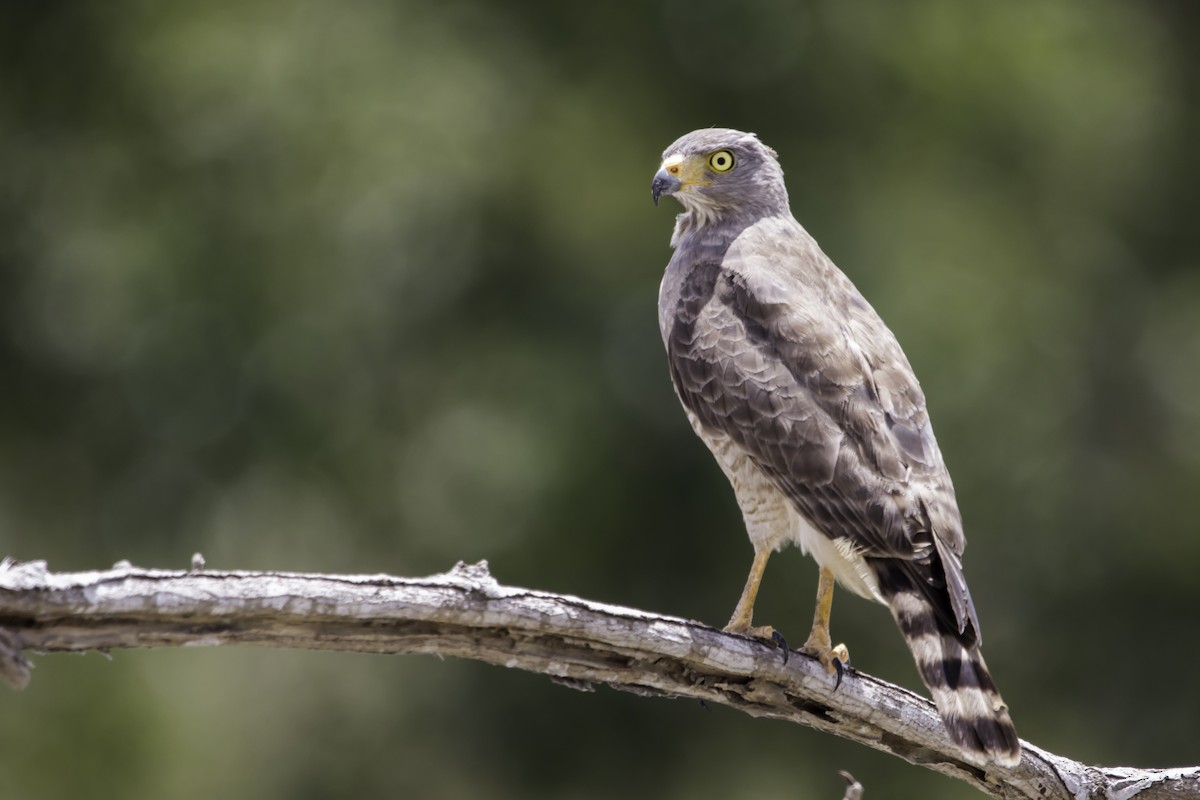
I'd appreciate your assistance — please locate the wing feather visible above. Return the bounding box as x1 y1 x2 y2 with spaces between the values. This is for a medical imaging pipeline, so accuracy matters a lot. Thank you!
666 224 978 639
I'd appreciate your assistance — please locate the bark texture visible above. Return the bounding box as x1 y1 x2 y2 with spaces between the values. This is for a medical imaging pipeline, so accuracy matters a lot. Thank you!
0 557 1196 800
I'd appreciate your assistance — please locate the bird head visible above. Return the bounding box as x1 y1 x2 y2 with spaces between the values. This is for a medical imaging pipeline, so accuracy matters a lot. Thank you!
651 128 788 221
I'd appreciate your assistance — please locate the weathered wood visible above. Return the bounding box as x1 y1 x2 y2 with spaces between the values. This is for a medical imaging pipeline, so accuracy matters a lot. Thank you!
1 557 1196 799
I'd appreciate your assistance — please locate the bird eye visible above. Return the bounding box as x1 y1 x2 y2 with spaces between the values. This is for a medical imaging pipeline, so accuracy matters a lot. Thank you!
708 150 735 173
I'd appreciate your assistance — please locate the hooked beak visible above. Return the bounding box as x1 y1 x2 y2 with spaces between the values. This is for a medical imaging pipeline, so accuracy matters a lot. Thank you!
651 168 682 207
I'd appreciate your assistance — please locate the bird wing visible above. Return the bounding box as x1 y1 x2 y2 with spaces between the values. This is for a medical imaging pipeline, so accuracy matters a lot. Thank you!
665 220 980 639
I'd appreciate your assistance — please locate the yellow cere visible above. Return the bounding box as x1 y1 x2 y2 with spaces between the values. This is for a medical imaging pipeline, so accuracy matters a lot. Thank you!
660 152 712 188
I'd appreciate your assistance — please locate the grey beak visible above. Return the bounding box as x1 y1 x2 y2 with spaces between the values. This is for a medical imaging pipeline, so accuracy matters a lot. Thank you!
651 169 681 206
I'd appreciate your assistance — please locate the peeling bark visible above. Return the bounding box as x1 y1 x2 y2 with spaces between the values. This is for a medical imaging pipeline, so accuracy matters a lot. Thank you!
1 557 1196 800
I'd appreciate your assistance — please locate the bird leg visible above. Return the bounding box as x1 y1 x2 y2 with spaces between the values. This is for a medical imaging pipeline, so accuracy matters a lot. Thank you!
723 548 778 641
802 566 850 679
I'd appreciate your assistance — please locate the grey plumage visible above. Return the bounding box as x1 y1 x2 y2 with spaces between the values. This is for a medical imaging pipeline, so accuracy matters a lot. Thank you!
653 128 1020 766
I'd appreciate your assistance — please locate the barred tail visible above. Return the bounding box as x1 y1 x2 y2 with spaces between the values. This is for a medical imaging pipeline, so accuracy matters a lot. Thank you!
886 587 1021 767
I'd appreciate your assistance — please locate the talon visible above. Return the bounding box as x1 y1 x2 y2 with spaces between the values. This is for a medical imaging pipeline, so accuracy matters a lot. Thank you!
800 567 850 684
724 623 789 663
829 643 851 689
801 637 851 682
770 630 790 665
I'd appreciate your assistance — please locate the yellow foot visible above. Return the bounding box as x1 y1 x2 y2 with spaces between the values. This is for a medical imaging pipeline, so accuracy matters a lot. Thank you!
802 630 851 682
801 566 848 686
802 641 850 674
832 643 850 667
723 621 778 641
723 622 790 663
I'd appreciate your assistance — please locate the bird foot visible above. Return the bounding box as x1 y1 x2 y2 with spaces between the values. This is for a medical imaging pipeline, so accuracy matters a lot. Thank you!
802 634 850 688
723 622 790 664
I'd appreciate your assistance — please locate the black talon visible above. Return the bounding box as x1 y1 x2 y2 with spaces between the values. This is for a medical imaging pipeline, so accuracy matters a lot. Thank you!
832 656 845 690
770 630 790 665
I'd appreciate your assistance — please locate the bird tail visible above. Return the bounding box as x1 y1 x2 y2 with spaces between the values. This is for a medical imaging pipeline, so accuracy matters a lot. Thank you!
884 581 1021 767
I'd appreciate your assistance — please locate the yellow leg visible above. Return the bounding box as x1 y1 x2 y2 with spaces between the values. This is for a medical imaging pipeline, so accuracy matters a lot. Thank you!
802 566 850 674
723 547 776 640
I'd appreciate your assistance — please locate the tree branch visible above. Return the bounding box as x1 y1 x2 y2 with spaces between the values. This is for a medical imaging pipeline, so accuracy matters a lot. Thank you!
0 557 1195 799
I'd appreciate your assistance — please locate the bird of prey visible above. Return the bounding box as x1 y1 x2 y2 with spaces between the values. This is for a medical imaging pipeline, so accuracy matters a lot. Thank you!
651 128 1020 767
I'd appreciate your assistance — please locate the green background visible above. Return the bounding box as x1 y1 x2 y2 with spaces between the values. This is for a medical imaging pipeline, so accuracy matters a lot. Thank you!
3 1 1199 797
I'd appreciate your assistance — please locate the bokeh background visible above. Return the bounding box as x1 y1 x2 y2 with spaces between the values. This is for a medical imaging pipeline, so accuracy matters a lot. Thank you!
2 1 1199 798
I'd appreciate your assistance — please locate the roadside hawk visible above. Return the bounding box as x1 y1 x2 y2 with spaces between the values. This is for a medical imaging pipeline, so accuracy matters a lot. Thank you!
651 128 1020 767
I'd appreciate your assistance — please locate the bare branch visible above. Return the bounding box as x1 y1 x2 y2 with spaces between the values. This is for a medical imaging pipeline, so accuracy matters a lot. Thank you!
1 557 1196 799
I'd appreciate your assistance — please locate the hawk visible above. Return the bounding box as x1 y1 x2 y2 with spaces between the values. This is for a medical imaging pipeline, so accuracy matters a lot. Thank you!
651 128 1020 767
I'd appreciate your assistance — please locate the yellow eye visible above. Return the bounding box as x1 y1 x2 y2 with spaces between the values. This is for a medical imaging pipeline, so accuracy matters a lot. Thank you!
708 150 735 173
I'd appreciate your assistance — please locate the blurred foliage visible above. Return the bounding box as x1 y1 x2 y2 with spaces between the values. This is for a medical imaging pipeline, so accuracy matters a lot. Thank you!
2 1 1200 798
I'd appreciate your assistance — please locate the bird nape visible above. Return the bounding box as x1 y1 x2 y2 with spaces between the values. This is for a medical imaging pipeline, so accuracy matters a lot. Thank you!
651 127 1020 768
